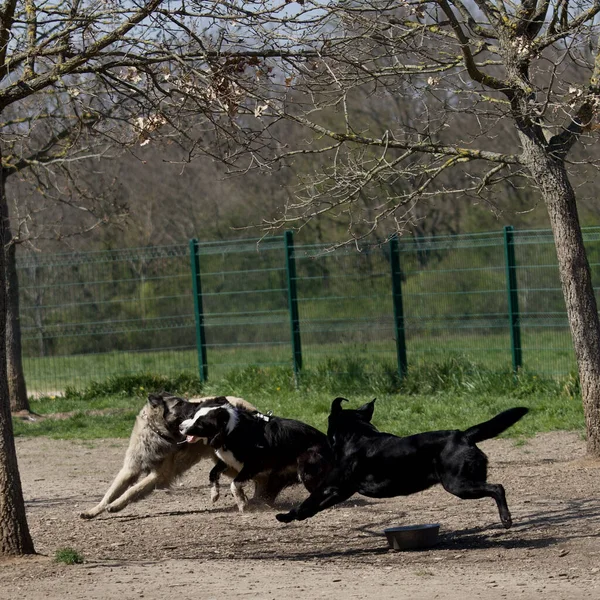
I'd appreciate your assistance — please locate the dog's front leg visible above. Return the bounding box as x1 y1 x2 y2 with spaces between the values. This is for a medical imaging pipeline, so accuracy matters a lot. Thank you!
276 480 355 523
105 471 161 513
209 459 228 503
79 467 137 519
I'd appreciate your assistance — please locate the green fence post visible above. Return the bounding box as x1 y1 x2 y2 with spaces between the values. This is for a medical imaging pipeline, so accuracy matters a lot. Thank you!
284 230 302 382
189 238 208 382
503 226 522 373
389 235 408 379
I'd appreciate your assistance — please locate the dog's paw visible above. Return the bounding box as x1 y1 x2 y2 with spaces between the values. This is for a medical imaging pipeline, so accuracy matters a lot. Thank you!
211 489 220 503
105 503 123 514
499 508 513 529
502 516 513 529
79 511 96 520
275 512 295 524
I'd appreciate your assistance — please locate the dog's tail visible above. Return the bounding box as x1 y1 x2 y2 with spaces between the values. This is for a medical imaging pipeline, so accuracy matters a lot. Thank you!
463 407 528 444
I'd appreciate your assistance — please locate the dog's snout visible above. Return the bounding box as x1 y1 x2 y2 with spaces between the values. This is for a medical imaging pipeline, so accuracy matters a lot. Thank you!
179 418 192 433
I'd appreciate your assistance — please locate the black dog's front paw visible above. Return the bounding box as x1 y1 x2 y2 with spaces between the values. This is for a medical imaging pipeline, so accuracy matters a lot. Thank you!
501 515 513 529
276 511 296 523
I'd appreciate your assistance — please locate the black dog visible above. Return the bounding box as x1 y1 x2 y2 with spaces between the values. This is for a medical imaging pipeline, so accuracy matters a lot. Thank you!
179 397 332 511
276 398 528 528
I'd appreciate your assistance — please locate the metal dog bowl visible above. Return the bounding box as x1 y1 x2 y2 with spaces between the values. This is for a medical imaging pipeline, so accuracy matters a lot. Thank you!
384 523 440 550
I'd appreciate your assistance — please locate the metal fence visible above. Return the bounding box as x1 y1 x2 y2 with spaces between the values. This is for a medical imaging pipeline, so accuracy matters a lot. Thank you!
18 226 598 395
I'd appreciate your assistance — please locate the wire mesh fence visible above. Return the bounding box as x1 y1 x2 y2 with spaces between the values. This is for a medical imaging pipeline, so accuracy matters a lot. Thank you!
399 230 511 371
294 240 398 377
513 228 581 376
18 245 196 394
17 226 597 396
190 236 291 379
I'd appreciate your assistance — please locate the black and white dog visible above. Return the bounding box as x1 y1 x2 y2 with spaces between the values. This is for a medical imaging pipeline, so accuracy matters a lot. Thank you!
80 393 257 519
179 397 332 512
276 397 528 528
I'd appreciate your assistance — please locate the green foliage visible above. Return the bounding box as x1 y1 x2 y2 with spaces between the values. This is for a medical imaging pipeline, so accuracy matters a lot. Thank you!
560 371 581 399
301 356 401 395
212 365 296 395
54 548 84 565
15 358 585 441
63 372 204 401
397 357 571 398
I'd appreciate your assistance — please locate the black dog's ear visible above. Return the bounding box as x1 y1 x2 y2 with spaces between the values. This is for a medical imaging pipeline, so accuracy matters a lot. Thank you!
147 393 165 408
357 398 376 421
331 397 348 414
216 408 231 427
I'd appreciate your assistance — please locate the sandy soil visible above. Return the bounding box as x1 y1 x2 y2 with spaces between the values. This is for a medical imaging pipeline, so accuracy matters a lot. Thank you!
1 431 600 599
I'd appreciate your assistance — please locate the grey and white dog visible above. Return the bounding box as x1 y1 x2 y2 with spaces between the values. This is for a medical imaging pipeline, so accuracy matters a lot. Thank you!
79 393 255 519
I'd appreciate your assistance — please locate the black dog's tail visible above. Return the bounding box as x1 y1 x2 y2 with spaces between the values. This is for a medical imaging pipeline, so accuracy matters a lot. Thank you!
463 407 528 444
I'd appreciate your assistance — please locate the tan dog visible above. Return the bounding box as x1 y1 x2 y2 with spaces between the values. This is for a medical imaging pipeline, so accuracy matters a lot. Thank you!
79 393 255 519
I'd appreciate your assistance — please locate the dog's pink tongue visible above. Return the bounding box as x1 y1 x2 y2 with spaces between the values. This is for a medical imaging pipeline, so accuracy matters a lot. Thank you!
186 435 199 444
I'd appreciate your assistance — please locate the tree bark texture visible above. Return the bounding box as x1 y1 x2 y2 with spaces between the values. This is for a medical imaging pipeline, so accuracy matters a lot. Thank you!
4 206 30 412
0 155 35 555
521 137 600 456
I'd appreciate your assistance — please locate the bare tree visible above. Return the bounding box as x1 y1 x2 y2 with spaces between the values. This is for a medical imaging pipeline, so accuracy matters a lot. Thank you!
0 0 206 558
158 1 600 456
2 109 125 412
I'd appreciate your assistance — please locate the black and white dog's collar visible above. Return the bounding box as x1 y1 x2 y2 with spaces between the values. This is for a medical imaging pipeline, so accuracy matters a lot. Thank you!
253 410 272 422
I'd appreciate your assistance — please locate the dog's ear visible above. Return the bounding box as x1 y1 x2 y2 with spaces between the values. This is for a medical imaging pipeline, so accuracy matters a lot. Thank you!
331 397 348 415
215 408 231 427
165 393 186 405
147 393 165 408
214 396 231 406
357 398 376 421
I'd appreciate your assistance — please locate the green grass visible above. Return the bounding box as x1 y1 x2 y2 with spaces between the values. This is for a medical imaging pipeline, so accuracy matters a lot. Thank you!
22 329 577 398
54 548 84 565
13 358 585 441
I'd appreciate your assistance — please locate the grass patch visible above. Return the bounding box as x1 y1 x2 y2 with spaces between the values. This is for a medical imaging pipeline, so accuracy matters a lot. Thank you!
14 358 585 441
23 329 579 398
13 410 141 440
54 548 84 565
65 372 205 403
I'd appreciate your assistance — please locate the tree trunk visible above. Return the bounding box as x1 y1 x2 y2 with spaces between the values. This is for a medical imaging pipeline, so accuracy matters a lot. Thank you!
5 226 30 412
34 290 47 358
0 155 35 555
521 139 600 457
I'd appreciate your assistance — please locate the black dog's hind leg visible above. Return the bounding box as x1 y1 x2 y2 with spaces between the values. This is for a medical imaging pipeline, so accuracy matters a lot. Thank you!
254 472 293 505
209 459 228 503
441 477 513 528
276 478 355 523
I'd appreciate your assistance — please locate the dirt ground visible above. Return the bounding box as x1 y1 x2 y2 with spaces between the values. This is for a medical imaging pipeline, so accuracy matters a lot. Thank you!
1 431 600 599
